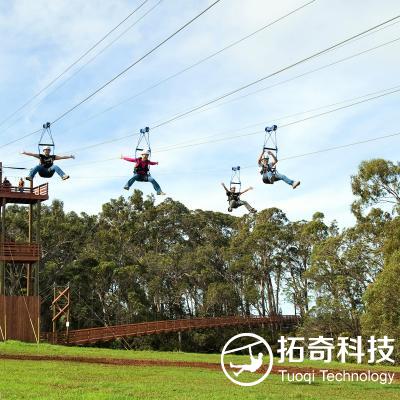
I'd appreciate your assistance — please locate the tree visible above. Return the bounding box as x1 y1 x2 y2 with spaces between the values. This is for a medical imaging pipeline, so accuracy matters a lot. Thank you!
361 250 400 361
233 208 289 316
284 212 328 318
351 159 400 218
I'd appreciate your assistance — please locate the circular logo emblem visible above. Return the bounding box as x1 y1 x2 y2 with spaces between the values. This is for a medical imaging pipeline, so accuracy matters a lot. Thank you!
221 333 273 387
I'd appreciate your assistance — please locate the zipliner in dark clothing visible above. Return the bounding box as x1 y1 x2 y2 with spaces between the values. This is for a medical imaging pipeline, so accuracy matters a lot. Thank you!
29 155 66 179
222 183 256 213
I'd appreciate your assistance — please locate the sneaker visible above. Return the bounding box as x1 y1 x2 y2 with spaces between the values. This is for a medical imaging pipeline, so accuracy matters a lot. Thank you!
292 181 300 189
62 175 70 181
157 191 166 195
25 176 32 182
123 185 129 191
228 207 232 212
251 208 257 213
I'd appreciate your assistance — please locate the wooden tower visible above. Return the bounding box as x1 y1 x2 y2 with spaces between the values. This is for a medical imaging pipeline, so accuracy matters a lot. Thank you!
0 162 49 342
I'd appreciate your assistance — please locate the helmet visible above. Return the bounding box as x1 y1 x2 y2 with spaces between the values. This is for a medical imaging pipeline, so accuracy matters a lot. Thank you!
43 146 51 151
141 149 150 155
263 153 269 159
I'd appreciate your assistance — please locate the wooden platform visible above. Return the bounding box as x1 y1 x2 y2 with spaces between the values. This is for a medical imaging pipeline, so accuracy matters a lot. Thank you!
0 242 40 262
0 183 48 204
0 295 40 342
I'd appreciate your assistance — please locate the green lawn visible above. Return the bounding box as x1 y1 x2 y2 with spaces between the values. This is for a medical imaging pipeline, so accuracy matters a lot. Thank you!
1 341 400 399
0 340 398 372
1 358 400 400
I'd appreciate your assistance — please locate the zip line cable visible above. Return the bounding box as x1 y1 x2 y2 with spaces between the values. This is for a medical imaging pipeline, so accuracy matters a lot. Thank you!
5 80 397 170
0 0 150 132
280 131 400 162
155 85 400 151
0 0 220 150
0 129 42 150
4 122 400 180
63 83 400 169
58 11 400 141
155 86 400 153
22 0 164 116
45 11 400 138
2 77 399 171
1 13 398 153
35 32 400 157
0 0 162 140
173 35 400 121
6 130 397 180
50 0 222 125
0 0 163 139
211 130 400 173
149 86 400 153
148 36 400 149
151 14 400 130
19 129 396 180
0 29 394 155
65 49 400 156
59 0 316 131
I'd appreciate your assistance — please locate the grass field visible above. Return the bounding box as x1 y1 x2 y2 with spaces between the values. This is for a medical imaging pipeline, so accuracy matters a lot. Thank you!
1 341 400 400
1 341 398 371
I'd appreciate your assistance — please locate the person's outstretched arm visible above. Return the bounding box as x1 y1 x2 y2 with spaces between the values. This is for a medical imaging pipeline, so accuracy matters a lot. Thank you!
148 160 159 165
121 156 138 162
258 150 265 165
55 155 75 160
21 151 39 159
268 150 278 166
221 182 229 192
239 186 253 195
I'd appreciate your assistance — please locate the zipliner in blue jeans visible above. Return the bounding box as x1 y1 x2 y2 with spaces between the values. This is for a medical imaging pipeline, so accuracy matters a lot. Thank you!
124 173 162 194
258 150 300 189
29 164 67 179
263 170 293 186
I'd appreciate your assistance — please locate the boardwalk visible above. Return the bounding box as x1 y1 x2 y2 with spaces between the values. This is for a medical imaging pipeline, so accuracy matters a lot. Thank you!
43 315 299 345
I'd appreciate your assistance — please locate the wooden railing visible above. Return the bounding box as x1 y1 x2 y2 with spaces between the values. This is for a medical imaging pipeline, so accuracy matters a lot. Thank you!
0 183 48 198
43 315 300 345
0 242 40 262
33 184 48 196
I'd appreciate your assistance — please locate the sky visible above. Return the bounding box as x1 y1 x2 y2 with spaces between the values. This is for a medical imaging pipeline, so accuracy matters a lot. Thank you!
0 0 399 227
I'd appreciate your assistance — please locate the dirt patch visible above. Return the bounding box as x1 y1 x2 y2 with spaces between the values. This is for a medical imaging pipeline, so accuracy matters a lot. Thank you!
0 353 398 380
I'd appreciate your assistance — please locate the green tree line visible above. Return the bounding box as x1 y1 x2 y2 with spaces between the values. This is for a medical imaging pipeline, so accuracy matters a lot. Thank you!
3 158 400 355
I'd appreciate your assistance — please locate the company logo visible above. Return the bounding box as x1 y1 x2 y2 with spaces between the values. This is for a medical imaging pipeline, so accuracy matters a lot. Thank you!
220 333 273 387
221 334 396 386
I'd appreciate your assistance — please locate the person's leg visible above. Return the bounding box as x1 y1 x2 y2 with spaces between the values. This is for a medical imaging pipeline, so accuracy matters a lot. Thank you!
228 200 238 212
274 171 294 186
27 164 43 179
147 175 162 194
48 165 67 179
124 174 141 189
239 200 256 213
235 200 244 208
263 172 274 184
